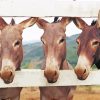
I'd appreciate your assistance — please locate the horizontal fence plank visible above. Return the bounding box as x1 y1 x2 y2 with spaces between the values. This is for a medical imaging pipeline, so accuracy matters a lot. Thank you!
0 0 100 17
0 69 100 88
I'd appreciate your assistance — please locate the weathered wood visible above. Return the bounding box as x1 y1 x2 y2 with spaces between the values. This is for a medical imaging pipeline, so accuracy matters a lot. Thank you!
0 69 99 88
0 0 99 17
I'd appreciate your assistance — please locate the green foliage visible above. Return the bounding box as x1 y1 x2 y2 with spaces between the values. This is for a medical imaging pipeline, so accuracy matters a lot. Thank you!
66 34 79 67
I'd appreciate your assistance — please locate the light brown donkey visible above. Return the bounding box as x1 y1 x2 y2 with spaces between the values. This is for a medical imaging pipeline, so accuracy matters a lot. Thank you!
0 17 37 100
73 12 100 80
36 17 76 100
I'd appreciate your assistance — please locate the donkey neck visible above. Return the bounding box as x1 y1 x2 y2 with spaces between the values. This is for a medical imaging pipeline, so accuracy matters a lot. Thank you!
95 46 100 69
61 59 71 70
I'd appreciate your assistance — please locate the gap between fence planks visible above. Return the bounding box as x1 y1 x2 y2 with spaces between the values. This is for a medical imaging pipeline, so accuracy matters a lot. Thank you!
0 69 100 88
0 0 100 17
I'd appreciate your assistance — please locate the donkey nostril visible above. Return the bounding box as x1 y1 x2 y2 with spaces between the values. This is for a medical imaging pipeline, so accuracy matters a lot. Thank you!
9 71 13 77
83 69 86 74
54 71 57 76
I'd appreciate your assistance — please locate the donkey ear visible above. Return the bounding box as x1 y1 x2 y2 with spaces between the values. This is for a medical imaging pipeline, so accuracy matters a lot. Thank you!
19 17 38 29
10 18 15 25
97 10 100 28
0 17 7 30
73 17 88 30
60 17 72 27
36 18 49 29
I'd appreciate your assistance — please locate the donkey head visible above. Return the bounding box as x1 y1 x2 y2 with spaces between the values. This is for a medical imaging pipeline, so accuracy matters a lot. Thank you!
0 17 37 83
37 17 72 83
73 12 100 80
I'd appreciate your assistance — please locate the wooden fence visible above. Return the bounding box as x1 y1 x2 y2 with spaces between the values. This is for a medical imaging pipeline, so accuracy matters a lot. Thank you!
0 69 100 88
0 0 99 17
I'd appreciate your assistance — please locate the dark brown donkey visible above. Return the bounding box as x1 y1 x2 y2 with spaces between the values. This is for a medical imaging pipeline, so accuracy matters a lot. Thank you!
36 17 76 100
0 17 37 100
73 12 100 80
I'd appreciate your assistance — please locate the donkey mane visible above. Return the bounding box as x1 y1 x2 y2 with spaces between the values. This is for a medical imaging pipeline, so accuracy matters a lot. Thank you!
10 18 15 25
53 17 59 23
91 20 97 26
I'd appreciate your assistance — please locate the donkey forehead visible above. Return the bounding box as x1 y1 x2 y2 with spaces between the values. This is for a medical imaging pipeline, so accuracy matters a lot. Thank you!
1 25 22 40
42 30 66 42
45 23 65 33
79 26 99 41
42 23 66 38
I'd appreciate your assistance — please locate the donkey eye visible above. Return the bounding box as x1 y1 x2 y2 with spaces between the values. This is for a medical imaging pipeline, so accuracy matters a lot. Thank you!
13 40 20 47
76 38 80 45
59 38 65 44
92 40 99 47
41 38 46 45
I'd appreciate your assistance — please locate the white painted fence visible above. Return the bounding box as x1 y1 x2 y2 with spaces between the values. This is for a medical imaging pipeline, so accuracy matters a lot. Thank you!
0 69 99 88
0 0 99 17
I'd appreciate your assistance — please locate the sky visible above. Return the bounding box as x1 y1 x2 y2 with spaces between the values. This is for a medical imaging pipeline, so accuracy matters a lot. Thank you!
3 17 97 43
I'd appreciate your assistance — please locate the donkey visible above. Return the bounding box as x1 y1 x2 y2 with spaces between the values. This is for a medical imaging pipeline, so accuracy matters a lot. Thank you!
36 17 76 100
73 12 100 80
0 17 37 100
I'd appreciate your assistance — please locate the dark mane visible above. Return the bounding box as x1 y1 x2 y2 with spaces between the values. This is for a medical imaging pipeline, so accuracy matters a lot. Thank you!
53 17 59 23
91 20 97 26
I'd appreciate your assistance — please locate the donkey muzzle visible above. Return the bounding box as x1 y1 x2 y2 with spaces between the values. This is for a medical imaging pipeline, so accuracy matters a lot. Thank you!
44 69 59 83
0 66 15 84
74 66 90 80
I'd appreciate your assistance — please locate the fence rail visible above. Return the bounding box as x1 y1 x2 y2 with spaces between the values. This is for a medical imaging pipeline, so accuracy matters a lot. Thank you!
0 0 100 17
0 69 100 88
